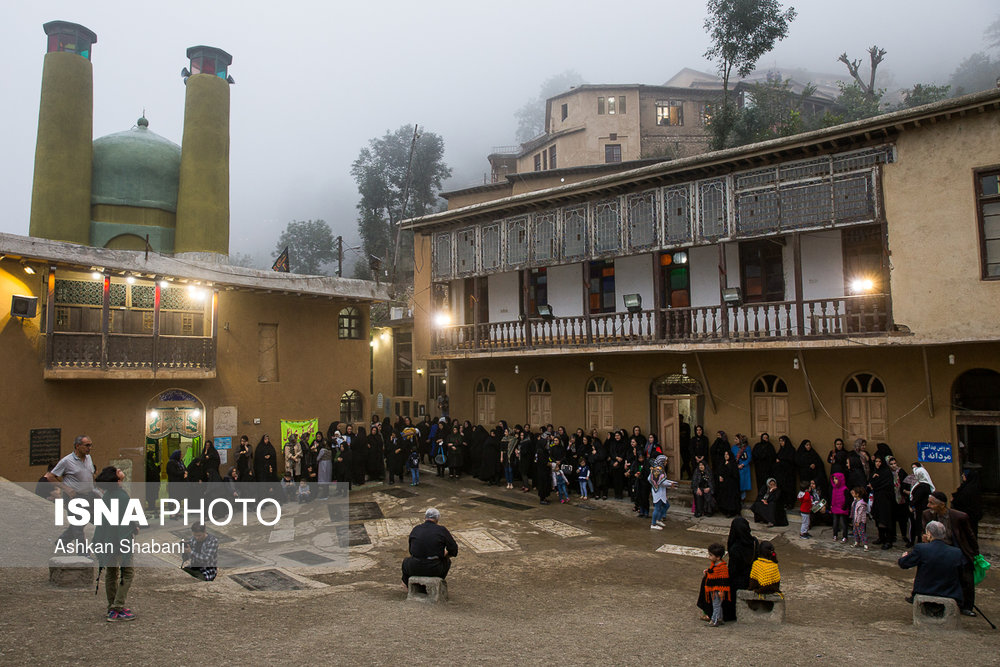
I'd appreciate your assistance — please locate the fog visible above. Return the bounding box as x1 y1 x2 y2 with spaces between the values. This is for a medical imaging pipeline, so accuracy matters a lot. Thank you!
1 0 993 268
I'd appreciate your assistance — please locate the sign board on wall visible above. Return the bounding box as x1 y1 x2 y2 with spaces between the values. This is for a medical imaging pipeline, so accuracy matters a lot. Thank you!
377 393 384 409
214 406 238 436
214 436 232 450
29 428 61 466
917 441 952 463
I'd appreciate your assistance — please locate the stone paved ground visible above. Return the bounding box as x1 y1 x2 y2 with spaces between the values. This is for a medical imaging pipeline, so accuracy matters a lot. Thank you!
2 467 998 666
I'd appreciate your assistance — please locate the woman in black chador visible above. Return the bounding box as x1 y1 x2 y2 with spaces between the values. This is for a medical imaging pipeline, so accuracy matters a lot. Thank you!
726 516 759 591
774 435 798 509
750 477 788 526
751 433 776 491
715 449 741 518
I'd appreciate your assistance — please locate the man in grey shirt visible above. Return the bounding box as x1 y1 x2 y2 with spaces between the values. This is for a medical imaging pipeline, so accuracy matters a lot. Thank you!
45 435 96 547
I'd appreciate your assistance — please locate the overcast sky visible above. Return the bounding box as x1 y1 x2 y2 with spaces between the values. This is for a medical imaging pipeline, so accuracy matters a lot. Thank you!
2 1 994 266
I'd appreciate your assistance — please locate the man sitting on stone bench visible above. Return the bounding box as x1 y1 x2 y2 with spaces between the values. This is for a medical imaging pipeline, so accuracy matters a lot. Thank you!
898 520 964 608
402 508 459 588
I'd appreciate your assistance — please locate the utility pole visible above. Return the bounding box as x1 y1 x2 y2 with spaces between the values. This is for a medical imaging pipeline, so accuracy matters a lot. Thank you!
336 235 343 277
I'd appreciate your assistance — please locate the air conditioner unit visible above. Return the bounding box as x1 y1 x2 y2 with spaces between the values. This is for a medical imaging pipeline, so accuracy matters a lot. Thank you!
390 307 405 320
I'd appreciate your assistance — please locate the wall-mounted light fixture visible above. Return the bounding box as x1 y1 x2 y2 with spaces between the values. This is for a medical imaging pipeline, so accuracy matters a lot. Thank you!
681 362 688 376
537 304 554 319
433 312 452 327
22 262 36 275
623 293 642 313
722 287 742 305
416 368 424 376
514 364 519 374
948 354 955 365
793 357 800 370
589 361 595 372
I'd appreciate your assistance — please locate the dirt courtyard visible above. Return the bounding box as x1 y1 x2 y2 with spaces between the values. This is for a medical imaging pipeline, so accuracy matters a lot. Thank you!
2 469 997 666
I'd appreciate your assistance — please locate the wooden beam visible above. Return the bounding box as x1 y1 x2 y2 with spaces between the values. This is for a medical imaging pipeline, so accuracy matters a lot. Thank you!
797 351 817 419
922 346 935 418
693 351 716 415
101 273 110 370
792 232 805 336
45 266 55 368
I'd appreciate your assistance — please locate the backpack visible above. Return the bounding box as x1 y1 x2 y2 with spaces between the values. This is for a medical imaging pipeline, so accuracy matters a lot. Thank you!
407 451 420 469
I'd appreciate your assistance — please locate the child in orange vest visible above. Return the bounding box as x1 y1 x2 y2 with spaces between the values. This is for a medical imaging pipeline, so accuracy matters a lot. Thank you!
702 542 732 627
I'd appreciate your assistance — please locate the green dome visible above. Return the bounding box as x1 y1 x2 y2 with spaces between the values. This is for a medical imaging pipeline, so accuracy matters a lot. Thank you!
92 119 181 212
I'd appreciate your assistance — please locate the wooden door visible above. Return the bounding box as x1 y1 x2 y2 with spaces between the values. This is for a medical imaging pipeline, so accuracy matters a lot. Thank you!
754 395 789 436
586 394 614 433
528 393 552 426
844 395 887 441
658 398 679 480
476 393 495 426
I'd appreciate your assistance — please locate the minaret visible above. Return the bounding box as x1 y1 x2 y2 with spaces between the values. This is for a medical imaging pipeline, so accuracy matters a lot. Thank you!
28 21 98 244
175 46 233 261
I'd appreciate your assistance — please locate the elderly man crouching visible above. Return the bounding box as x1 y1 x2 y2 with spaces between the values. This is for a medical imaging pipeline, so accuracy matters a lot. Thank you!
402 508 458 586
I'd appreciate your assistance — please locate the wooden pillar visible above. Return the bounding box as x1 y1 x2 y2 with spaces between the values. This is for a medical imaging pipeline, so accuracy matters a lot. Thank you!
652 252 663 340
45 266 56 368
472 276 480 350
101 273 110 370
922 346 935 418
718 243 729 338
522 269 532 349
583 262 593 344
153 280 162 371
792 232 805 335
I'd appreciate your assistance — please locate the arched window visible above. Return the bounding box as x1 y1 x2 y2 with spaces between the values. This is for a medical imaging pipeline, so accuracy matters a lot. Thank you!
752 374 789 437
340 390 363 424
475 378 496 425
527 378 552 426
843 372 887 442
586 376 614 433
338 306 362 339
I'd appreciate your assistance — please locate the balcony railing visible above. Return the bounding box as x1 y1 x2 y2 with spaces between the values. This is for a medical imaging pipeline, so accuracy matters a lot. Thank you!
433 294 891 353
47 332 216 373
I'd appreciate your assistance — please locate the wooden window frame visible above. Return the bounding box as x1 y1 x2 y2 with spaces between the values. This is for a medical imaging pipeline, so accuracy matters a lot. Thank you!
975 165 1000 280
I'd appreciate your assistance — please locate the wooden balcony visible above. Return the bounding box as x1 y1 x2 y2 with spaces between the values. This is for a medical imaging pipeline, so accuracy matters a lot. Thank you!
432 294 892 354
44 332 216 379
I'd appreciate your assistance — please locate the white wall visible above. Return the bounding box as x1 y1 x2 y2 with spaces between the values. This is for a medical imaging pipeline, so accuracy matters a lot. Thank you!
449 279 465 323
614 254 654 312
690 245 721 307
783 241 796 301
488 271 520 322
801 230 845 299
547 263 583 317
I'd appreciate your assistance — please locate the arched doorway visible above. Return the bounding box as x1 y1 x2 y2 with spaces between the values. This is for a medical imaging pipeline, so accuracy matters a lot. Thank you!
953 369 1000 495
145 388 205 478
843 372 888 442
652 374 703 480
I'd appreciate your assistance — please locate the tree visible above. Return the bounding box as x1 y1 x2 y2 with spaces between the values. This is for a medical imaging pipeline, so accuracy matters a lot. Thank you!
837 46 887 106
949 52 1000 96
710 76 819 149
228 252 257 269
986 14 1000 53
896 83 950 109
514 70 585 142
703 0 797 148
272 219 336 275
351 125 451 284
703 0 797 101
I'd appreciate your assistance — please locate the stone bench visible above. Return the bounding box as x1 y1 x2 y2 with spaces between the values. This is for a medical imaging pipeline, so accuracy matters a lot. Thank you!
49 556 94 588
912 594 960 630
736 589 786 624
407 576 448 603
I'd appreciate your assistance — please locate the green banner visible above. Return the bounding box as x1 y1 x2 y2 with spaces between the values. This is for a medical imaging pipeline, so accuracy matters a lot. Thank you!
280 419 319 447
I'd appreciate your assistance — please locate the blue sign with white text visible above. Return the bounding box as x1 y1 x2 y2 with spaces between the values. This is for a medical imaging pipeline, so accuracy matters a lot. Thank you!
917 441 952 463
214 436 232 450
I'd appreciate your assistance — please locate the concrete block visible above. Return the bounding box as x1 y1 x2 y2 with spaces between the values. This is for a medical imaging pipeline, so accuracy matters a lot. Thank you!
912 594 960 630
736 589 786 624
407 576 448 603
48 556 94 588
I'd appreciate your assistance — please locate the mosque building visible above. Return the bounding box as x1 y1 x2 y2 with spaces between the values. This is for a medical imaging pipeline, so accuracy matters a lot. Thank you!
1 21 387 482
